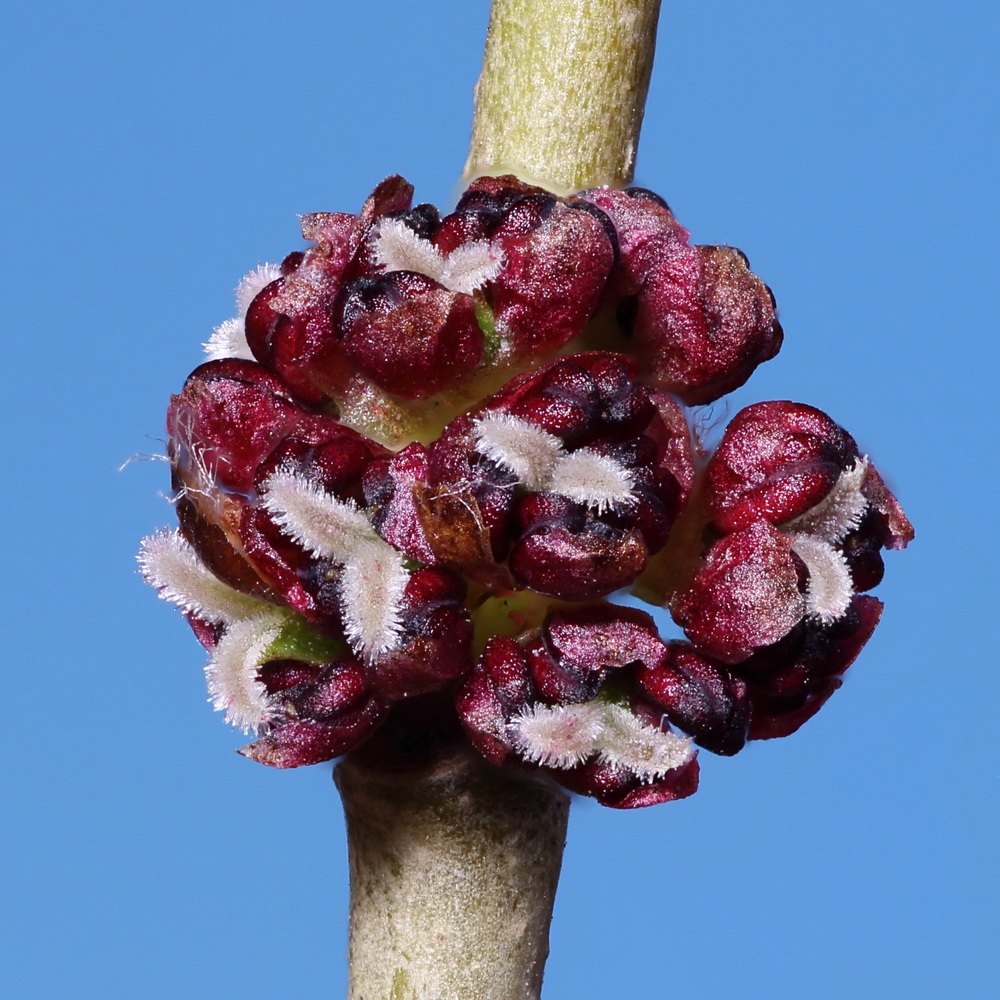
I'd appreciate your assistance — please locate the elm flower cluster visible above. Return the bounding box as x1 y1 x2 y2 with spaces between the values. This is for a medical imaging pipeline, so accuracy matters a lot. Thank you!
140 175 911 807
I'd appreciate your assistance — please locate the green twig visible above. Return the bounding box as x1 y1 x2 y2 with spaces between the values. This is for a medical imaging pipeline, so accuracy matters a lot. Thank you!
465 0 662 194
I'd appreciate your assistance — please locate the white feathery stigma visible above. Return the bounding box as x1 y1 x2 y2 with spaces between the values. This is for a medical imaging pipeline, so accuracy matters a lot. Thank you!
508 702 604 769
235 263 283 316
260 470 407 660
785 457 870 544
261 471 379 559
441 240 505 294
204 613 284 733
373 219 503 294
204 317 254 362
338 540 410 659
474 414 636 511
509 699 695 780
203 262 281 360
789 534 855 624
374 218 446 280
138 529 270 624
549 448 636 513
595 704 695 781
474 413 564 490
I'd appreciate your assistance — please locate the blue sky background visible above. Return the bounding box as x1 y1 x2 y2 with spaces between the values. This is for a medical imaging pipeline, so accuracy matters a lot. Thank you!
3 1 995 996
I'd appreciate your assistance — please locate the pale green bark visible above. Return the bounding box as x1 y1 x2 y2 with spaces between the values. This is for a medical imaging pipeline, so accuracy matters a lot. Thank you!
337 752 569 1000
465 0 662 194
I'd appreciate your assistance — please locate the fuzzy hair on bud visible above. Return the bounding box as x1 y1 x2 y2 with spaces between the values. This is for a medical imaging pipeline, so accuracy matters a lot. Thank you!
138 529 270 624
786 458 870 544
205 613 284 732
596 704 695 781
374 220 503 295
549 448 636 513
475 416 636 512
261 470 408 659
337 540 409 659
509 702 604 769
789 534 855 624
474 413 564 489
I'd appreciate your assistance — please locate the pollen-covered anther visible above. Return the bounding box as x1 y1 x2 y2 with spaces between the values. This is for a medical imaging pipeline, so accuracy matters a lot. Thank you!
508 702 604 769
596 704 695 781
137 529 270 624
549 448 636 513
205 613 284 733
473 413 564 489
260 470 408 659
785 458 870 544
789 534 855 624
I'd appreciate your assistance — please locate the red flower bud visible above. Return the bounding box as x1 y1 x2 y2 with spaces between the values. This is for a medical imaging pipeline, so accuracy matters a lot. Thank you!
736 595 883 740
487 196 616 357
705 401 860 534
633 244 782 404
672 522 805 663
142 174 911 801
238 658 389 768
635 642 750 756
339 271 484 398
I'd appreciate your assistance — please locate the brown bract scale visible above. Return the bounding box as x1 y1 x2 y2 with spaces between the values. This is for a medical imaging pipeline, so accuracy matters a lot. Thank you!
143 175 911 804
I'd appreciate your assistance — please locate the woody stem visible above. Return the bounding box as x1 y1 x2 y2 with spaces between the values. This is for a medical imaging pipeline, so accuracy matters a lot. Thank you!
337 749 569 1000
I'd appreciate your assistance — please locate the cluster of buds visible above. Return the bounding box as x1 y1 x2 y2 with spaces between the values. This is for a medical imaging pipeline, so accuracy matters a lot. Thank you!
140 175 911 807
